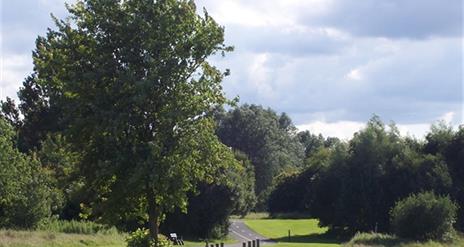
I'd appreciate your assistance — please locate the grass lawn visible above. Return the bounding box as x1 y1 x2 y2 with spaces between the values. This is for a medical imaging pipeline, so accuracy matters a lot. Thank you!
244 219 341 247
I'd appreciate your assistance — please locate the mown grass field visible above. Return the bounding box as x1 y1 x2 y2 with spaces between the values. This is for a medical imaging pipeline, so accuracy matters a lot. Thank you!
244 218 341 247
243 218 464 247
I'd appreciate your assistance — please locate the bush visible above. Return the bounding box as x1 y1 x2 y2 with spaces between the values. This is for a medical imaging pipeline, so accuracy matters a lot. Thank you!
390 191 457 240
126 228 172 247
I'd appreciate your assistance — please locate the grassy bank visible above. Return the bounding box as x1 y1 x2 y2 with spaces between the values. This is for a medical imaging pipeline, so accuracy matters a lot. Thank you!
244 218 341 247
0 229 126 247
0 230 234 247
0 219 235 247
0 229 236 247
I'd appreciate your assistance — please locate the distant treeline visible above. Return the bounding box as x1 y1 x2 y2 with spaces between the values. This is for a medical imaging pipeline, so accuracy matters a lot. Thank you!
269 116 464 236
3 95 462 238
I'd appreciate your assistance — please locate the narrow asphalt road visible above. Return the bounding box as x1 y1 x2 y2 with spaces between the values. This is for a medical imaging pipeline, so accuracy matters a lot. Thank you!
225 220 275 247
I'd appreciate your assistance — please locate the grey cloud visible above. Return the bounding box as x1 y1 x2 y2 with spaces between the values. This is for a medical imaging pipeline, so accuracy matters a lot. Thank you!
215 36 462 125
225 25 346 56
310 0 463 39
1 0 462 128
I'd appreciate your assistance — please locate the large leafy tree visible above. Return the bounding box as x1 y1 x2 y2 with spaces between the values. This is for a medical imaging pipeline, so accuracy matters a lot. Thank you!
215 104 304 206
32 0 235 242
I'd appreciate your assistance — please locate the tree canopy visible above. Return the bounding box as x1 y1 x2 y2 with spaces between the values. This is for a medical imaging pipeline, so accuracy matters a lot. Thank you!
30 0 237 241
215 104 305 207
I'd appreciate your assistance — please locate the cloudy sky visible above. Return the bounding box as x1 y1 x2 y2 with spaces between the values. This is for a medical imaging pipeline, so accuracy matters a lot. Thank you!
1 0 463 139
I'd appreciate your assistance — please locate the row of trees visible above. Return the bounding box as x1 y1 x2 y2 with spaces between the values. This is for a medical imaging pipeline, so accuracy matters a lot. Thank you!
1 0 462 243
269 116 464 236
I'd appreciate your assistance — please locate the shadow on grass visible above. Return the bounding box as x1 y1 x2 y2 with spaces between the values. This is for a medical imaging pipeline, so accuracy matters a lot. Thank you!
272 232 344 245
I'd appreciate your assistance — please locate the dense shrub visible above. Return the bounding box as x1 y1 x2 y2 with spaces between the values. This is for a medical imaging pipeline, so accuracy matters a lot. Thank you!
162 150 255 239
161 182 233 239
126 228 172 247
268 168 318 215
390 192 457 241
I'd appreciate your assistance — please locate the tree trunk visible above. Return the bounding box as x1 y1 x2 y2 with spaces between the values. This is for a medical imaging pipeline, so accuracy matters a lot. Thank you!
147 188 160 246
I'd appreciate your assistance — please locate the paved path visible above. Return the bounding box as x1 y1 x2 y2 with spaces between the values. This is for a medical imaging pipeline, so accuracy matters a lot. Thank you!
225 220 275 247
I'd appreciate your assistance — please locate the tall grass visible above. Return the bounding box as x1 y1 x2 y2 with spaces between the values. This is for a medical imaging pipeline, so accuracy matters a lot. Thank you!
38 219 119 235
0 229 126 247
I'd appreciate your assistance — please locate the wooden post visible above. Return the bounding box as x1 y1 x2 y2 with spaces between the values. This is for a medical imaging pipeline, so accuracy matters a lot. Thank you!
210 244 214 247
257 239 260 247
288 229 291 241
252 240 256 247
242 242 246 247
248 241 252 247
216 244 219 247
220 243 224 247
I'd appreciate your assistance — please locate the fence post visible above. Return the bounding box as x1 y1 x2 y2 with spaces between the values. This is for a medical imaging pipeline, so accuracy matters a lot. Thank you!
248 241 251 247
257 239 260 247
252 240 256 247
242 242 246 247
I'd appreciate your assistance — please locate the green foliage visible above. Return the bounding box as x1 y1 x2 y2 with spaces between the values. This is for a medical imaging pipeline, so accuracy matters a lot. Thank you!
0 118 56 229
444 126 464 230
277 116 457 235
0 97 20 129
420 124 464 231
424 122 454 155
37 134 85 219
38 219 118 235
390 192 457 241
126 229 172 247
297 131 340 159
268 170 311 215
31 0 236 240
215 104 305 207
162 151 256 238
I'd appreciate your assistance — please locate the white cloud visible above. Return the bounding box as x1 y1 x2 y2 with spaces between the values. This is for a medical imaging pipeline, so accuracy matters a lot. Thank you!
395 123 431 139
297 120 433 140
0 54 32 100
297 120 365 140
197 0 333 29
345 68 363 81
439 111 455 123
248 53 276 99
